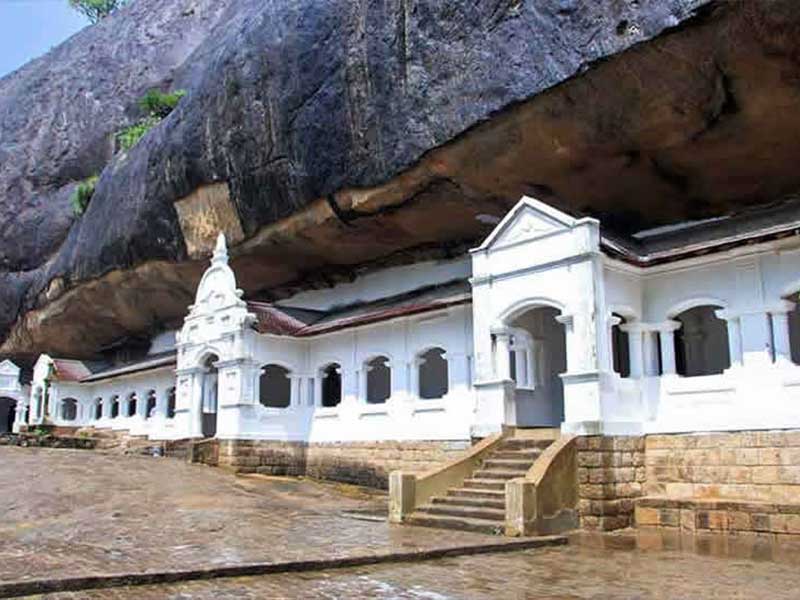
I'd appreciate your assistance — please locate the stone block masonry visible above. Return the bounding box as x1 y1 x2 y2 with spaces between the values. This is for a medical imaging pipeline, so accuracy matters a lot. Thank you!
644 430 800 503
575 436 646 531
576 431 800 533
217 439 471 489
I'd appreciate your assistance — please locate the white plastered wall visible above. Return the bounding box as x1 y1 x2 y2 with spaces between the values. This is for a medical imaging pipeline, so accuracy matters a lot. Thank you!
602 237 800 433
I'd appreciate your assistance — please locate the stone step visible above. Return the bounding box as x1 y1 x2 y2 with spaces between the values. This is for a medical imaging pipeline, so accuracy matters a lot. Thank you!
490 449 543 461
462 478 507 491
472 469 525 481
498 438 553 451
416 503 505 522
404 512 504 535
447 487 506 500
482 458 533 471
432 495 506 510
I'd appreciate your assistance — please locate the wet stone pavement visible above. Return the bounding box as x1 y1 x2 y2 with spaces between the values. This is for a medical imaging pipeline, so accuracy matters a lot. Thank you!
0 447 529 585
5 447 800 598
23 533 800 599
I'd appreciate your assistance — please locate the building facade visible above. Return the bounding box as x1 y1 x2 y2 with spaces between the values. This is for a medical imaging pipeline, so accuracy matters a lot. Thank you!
11 197 800 468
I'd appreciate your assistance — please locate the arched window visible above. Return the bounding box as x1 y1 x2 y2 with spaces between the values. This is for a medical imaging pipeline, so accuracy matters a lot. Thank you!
61 398 78 421
611 314 631 378
674 305 729 376
126 393 137 417
366 356 391 404
146 390 156 419
320 363 342 407
166 388 176 419
110 395 120 419
418 348 448 399
94 398 102 420
259 364 291 408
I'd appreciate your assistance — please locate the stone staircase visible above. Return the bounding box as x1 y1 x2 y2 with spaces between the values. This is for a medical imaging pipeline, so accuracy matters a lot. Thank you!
404 436 554 535
76 426 192 458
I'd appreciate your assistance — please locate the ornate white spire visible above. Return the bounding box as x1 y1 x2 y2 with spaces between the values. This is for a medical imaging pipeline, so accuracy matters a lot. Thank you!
212 232 228 265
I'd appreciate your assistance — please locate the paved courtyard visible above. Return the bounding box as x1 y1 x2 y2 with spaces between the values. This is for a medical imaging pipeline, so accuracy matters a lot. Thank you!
4 447 800 599
22 532 800 599
0 447 528 585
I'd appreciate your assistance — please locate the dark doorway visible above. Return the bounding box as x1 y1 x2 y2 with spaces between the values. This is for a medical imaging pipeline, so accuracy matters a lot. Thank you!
201 355 219 438
0 398 16 433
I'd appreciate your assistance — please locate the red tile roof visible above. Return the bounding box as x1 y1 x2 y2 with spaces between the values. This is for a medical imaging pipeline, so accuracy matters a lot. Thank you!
52 359 95 382
248 281 471 337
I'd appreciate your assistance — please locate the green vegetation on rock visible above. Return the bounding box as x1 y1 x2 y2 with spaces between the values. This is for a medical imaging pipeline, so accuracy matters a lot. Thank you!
138 89 187 118
116 115 161 152
115 89 186 153
70 175 99 216
68 0 128 24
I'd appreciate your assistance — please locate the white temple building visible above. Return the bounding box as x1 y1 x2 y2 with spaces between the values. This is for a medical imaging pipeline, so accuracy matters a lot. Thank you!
8 196 800 452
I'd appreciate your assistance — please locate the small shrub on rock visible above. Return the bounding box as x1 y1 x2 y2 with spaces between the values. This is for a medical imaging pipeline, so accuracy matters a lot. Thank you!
70 175 99 216
115 89 186 153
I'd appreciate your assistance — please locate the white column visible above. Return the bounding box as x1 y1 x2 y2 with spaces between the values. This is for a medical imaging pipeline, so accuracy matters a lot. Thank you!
716 310 744 368
155 389 167 419
642 330 660 377
447 352 469 395
409 358 420 401
136 392 148 419
493 330 512 381
770 301 795 365
101 396 112 420
513 349 526 387
189 372 204 437
528 342 539 388
621 324 643 379
657 322 681 375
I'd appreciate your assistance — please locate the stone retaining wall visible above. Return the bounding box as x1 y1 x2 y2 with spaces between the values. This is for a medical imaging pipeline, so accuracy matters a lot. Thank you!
576 435 646 531
576 430 800 533
644 430 800 503
218 439 471 489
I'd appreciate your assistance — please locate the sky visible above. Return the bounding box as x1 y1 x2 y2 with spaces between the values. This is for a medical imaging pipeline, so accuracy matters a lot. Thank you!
0 0 88 78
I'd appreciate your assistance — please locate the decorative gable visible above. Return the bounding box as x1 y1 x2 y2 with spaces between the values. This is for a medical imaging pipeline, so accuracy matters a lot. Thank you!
0 360 19 377
476 195 579 251
0 359 20 392
188 233 246 318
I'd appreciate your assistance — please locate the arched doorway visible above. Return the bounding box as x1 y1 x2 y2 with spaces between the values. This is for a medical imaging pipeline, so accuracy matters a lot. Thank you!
506 306 566 426
0 397 16 433
201 354 219 438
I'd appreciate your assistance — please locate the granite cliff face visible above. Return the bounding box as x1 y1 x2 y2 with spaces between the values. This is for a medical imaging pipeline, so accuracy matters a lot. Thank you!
1 0 800 357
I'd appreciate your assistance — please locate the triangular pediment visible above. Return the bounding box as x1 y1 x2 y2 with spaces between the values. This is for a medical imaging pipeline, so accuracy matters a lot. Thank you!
477 196 578 251
0 360 19 376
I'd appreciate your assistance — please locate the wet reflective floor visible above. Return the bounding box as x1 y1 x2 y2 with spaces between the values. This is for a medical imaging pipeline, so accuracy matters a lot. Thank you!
26 532 800 599
6 447 800 598
0 447 526 584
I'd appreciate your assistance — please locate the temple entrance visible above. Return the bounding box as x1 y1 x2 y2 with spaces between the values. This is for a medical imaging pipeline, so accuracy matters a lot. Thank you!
201 354 219 438
0 397 16 433
507 306 566 426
